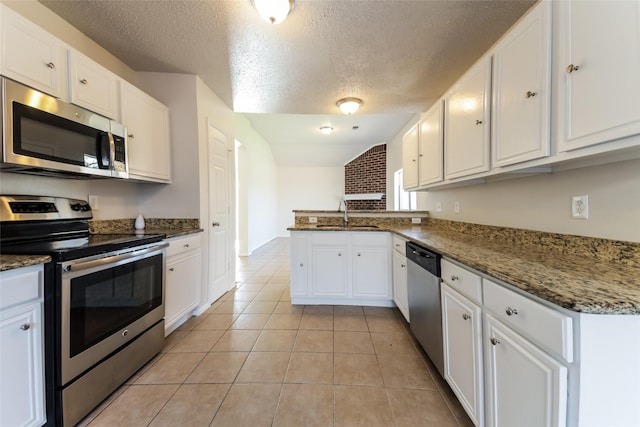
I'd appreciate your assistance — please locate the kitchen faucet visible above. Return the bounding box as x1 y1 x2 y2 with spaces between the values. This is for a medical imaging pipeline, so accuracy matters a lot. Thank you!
338 197 349 225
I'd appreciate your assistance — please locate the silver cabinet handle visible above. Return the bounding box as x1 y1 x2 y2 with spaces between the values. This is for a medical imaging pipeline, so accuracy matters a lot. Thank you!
212 222 220 227
357 253 361 257
80 78 88 85
299 263 303 267
46 62 55 69
490 337 500 346
566 64 580 73
401 264 406 268
168 267 175 272
450 275 459 281
184 244 190 248
395 244 401 247
462 313 470 320
475 119 483 125
505 307 519 316
526 91 537 98
338 253 342 256
20 324 31 331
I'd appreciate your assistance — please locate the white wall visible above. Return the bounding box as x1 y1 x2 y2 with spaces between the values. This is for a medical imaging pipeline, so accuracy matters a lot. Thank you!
235 115 278 254
277 166 345 236
418 159 640 242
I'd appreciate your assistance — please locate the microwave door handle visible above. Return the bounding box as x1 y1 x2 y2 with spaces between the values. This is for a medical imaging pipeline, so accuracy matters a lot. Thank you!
96 132 111 170
108 132 116 172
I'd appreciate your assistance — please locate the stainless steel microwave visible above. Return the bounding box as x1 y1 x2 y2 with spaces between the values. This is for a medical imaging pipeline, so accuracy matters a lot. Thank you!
1 77 128 179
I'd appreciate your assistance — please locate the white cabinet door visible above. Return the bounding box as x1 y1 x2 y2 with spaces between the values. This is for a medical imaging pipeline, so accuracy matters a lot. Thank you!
492 1 551 167
352 246 391 299
558 0 640 151
485 314 567 427
120 81 171 183
165 250 201 333
0 5 65 98
68 50 119 119
310 245 348 297
402 124 419 189
418 101 444 185
290 232 309 297
442 285 484 427
392 250 409 321
445 57 492 179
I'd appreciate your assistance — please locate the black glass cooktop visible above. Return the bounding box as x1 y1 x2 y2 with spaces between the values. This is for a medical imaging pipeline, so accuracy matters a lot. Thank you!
1 233 166 261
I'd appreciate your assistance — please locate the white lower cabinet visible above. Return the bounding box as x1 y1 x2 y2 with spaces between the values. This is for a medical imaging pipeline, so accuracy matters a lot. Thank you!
484 313 567 427
165 234 202 334
392 235 409 321
442 284 484 426
0 264 46 427
290 231 392 306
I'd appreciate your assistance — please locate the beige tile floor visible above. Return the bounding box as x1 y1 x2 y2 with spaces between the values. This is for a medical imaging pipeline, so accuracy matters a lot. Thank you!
80 237 473 427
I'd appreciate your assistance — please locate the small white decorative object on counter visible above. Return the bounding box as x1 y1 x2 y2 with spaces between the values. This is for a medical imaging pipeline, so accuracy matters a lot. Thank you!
135 214 145 230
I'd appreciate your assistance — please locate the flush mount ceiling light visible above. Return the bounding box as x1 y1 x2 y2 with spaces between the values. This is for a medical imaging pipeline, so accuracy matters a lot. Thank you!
336 97 363 114
252 0 294 24
319 126 333 135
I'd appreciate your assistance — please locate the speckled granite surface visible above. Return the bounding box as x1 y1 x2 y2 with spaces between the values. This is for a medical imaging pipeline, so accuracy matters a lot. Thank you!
0 254 51 272
289 219 640 315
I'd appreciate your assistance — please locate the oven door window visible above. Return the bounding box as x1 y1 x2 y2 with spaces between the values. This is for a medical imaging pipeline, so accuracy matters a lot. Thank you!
69 253 162 357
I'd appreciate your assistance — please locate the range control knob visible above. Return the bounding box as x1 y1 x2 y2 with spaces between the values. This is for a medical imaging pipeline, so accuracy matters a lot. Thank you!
70 203 82 211
81 204 92 212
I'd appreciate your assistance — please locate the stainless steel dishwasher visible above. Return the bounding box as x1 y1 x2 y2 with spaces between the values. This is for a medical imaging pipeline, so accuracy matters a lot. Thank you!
406 241 444 377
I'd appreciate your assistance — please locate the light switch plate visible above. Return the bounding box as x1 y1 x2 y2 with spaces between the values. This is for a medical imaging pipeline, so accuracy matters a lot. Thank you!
411 217 421 224
571 195 588 219
88 194 99 210
454 201 460 213
436 202 442 212
308 217 318 223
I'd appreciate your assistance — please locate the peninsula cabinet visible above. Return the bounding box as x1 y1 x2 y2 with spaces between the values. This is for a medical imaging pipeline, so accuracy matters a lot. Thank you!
556 0 640 152
289 231 393 306
0 264 46 427
491 0 551 167
165 234 202 334
444 56 492 179
0 4 65 98
120 81 172 183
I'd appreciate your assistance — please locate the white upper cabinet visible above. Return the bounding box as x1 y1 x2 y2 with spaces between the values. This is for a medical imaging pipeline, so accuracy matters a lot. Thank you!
120 81 172 183
557 0 640 151
492 1 551 167
402 124 419 189
445 57 492 179
0 5 65 98
68 50 119 119
418 101 444 185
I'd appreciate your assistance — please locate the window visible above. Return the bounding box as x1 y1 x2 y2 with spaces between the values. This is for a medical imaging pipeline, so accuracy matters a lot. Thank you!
394 169 417 210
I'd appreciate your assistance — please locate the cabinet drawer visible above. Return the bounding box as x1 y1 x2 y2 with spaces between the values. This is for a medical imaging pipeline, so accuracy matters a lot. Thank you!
0 265 43 310
166 234 202 258
483 279 573 362
441 259 482 304
392 235 407 254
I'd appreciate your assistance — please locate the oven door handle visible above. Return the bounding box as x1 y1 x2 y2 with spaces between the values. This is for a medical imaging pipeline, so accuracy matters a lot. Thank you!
63 243 168 272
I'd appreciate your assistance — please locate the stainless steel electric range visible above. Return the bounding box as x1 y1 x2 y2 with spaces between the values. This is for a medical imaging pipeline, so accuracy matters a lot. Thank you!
0 195 168 426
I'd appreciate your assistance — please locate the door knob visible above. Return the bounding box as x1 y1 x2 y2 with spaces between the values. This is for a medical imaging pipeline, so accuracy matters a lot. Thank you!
212 222 220 227
566 64 580 73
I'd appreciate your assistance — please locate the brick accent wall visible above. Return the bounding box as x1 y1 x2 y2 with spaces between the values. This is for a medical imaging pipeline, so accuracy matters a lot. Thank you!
344 144 386 210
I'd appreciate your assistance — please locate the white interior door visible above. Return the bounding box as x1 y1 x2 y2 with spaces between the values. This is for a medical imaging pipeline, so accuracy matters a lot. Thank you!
208 120 231 302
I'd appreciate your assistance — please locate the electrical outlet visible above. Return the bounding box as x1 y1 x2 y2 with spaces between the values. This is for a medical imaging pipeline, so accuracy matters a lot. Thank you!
571 195 588 219
454 201 460 213
411 217 421 224
308 217 318 223
88 194 99 210
436 201 442 212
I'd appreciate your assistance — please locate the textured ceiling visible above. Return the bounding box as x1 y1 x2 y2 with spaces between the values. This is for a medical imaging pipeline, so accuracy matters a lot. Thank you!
39 0 537 166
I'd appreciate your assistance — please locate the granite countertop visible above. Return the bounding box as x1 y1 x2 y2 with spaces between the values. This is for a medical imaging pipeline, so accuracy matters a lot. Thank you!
289 224 640 315
0 254 51 272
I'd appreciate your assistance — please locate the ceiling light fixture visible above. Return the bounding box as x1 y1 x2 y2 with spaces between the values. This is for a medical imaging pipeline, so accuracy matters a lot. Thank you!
252 0 294 24
336 97 363 114
319 126 333 135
